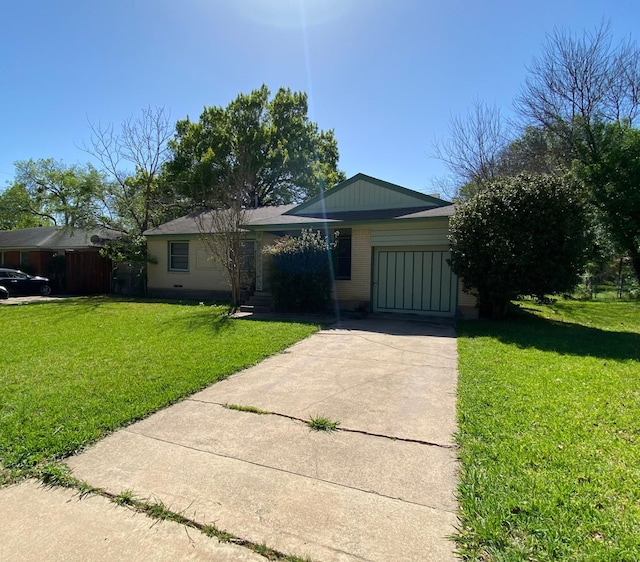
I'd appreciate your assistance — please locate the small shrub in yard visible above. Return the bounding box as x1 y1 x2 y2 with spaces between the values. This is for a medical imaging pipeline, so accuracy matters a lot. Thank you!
264 229 336 313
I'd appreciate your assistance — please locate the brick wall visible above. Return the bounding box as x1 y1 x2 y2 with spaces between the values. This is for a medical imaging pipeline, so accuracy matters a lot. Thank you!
335 228 371 309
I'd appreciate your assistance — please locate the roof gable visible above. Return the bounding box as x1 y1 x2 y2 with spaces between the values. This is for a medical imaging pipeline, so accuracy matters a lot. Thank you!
287 173 448 216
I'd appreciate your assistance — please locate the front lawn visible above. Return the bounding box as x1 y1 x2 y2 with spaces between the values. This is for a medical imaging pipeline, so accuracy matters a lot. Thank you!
455 300 640 560
0 298 319 478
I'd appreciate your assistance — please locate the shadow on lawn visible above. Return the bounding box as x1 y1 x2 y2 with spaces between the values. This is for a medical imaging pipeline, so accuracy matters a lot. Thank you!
167 307 232 333
459 307 640 362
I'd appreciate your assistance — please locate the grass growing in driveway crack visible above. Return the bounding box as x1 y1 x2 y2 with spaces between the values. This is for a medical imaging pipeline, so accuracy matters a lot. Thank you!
107 488 316 561
219 402 455 446
221 403 342 433
307 415 340 432
25 461 315 562
224 403 272 415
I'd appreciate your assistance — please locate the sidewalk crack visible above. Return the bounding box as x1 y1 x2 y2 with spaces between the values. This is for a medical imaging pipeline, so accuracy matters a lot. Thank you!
189 399 457 450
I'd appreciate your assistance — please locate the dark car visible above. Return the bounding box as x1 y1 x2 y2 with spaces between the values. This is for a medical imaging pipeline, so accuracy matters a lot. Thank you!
0 268 53 297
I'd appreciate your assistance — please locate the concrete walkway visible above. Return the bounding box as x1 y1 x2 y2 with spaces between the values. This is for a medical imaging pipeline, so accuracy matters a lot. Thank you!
1 317 460 561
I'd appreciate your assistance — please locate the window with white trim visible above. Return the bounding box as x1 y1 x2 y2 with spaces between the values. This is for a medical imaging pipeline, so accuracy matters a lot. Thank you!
169 241 189 271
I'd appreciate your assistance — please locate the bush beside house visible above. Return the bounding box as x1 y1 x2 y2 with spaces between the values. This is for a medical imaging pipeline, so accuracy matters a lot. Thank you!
264 229 336 313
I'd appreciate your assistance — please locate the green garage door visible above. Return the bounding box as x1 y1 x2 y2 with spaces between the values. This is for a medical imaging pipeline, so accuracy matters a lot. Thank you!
373 249 457 316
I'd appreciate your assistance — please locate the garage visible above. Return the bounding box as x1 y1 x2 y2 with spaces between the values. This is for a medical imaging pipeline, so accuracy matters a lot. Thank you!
373 248 457 316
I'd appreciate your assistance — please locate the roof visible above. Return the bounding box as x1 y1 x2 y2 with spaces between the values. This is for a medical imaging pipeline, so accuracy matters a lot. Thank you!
0 227 118 250
144 205 298 236
144 173 454 236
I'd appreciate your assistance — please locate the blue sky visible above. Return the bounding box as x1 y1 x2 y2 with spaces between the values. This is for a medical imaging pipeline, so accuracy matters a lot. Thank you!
1 0 639 197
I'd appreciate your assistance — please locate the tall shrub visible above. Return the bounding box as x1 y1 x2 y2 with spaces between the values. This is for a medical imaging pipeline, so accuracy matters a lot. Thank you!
449 174 589 318
264 229 336 312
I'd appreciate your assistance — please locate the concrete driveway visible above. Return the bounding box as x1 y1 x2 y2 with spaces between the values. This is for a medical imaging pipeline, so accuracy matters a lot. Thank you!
0 294 67 305
1 317 460 561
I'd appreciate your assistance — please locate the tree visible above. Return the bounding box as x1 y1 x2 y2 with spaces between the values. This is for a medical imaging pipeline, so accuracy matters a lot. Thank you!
0 183 50 230
449 174 589 318
166 85 345 208
194 203 250 307
12 158 104 228
85 106 176 236
514 22 640 285
516 22 640 158
84 107 176 293
432 100 512 197
497 126 574 178
577 122 640 282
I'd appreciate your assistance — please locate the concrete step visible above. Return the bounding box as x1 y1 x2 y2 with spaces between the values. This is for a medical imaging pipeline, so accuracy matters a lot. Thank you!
241 292 273 313
238 304 272 314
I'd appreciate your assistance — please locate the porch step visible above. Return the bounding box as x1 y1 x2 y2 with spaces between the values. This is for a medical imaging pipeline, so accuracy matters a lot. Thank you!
238 304 272 314
239 292 273 313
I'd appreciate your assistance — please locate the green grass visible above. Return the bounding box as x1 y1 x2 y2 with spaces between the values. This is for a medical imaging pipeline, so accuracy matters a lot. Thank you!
0 297 319 475
455 299 640 561
224 403 272 415
307 415 340 432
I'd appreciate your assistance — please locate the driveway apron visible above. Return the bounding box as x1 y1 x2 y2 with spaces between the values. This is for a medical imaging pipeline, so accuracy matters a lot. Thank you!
66 317 460 561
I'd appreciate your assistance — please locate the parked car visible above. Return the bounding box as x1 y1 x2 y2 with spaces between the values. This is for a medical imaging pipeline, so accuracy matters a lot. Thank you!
0 268 53 296
0 285 8 299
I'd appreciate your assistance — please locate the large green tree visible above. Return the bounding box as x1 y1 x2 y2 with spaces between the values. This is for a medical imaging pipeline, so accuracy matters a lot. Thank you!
166 85 344 208
449 174 590 318
577 122 640 282
12 158 104 228
0 183 50 230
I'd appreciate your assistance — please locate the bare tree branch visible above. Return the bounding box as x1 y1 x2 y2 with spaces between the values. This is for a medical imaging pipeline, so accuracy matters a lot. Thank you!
195 204 251 307
516 21 640 141
83 106 173 235
431 100 512 191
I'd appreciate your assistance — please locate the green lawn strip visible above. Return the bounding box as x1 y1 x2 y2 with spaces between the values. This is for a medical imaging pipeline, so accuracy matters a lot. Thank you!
0 298 319 473
455 300 640 560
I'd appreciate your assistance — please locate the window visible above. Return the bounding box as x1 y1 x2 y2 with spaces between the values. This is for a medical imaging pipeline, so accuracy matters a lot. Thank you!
334 229 352 280
169 241 189 271
20 252 30 267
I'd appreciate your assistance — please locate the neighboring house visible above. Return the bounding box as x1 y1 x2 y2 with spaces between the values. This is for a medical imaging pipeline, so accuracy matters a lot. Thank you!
0 227 114 294
144 173 478 318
